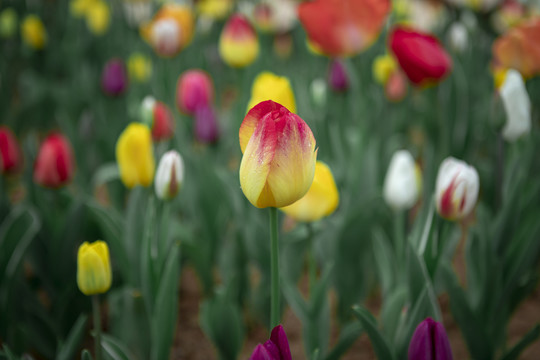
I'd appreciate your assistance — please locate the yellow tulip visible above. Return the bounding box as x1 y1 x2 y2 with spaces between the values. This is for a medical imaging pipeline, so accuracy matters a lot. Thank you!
239 100 317 208
116 123 155 188
77 241 112 295
247 72 296 113
86 0 110 35
373 54 397 85
197 0 233 20
280 161 339 222
21 15 47 50
219 13 259 68
127 52 152 82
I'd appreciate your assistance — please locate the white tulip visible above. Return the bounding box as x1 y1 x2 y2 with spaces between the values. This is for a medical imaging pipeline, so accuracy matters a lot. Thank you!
448 22 468 53
383 150 421 210
500 69 531 142
155 150 184 200
435 157 479 220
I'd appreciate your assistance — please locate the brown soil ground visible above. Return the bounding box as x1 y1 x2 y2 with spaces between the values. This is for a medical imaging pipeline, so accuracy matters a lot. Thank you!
172 266 540 360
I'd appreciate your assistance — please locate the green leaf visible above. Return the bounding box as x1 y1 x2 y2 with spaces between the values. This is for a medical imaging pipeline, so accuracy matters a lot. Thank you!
380 285 407 343
281 278 309 323
56 314 88 360
101 334 136 360
324 322 363 360
80 349 93 360
91 163 120 188
140 195 157 316
352 306 395 360
500 324 540 360
372 227 395 297
150 244 181 360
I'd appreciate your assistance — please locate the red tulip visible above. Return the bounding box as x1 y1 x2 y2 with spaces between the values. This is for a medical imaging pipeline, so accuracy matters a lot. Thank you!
34 133 75 188
0 126 23 174
176 69 214 115
389 26 453 87
298 0 391 57
152 101 175 141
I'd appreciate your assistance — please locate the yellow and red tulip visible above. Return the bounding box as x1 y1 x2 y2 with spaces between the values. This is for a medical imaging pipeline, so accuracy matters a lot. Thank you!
280 161 338 222
219 13 259 68
239 100 317 208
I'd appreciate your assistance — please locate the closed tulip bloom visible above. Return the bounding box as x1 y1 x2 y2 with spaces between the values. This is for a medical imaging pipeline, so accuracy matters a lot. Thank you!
280 161 339 222
390 26 452 87
141 96 175 141
0 126 22 174
155 150 184 200
116 123 155 188
249 325 292 360
176 70 214 115
435 157 479 221
408 317 453 360
219 14 259 68
328 59 349 92
101 58 128 96
499 69 531 142
247 72 296 113
194 106 219 144
127 52 152 83
141 4 194 57
197 0 233 20
383 150 421 211
34 133 75 188
239 100 317 208
85 0 110 36
21 15 47 50
77 241 112 295
0 8 18 39
448 22 468 53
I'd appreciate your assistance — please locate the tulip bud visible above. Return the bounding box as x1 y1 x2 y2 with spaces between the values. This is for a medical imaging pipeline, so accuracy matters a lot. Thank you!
219 13 259 68
0 126 22 175
239 100 317 208
194 106 219 144
448 22 468 53
116 123 155 188
21 14 47 50
383 150 421 211
155 150 184 200
0 8 17 39
34 133 75 188
127 52 152 83
122 0 152 27
77 241 112 295
249 325 292 360
247 72 296 113
280 161 339 222
197 0 233 20
435 157 479 221
176 69 214 115
140 96 175 141
498 69 531 142
101 58 128 96
85 0 110 36
408 317 453 360
328 59 349 92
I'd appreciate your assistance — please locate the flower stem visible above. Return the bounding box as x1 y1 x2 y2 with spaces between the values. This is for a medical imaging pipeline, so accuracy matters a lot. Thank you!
269 207 280 329
394 210 406 283
92 295 102 360
306 223 316 295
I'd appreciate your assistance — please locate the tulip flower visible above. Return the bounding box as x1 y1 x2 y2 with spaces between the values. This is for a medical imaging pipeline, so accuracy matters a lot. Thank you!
34 133 75 188
127 52 152 83
0 8 17 39
77 241 112 295
197 0 233 20
194 106 220 144
251 0 298 34
140 96 175 141
219 13 259 68
492 18 540 79
176 70 214 115
116 123 155 188
328 59 349 92
239 100 317 208
373 54 408 102
435 157 479 221
141 4 194 57
247 72 296 113
122 0 152 27
390 26 453 87
280 161 339 222
249 325 292 360
0 126 22 175
498 69 531 142
408 317 453 360
448 22 468 53
85 0 110 36
155 150 184 200
383 150 421 211
101 58 128 96
298 0 391 57
21 15 47 50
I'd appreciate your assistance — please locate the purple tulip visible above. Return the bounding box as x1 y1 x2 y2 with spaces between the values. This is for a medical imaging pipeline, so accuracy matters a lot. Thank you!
408 317 453 360
249 325 292 360
194 105 219 144
328 59 349 92
101 58 127 96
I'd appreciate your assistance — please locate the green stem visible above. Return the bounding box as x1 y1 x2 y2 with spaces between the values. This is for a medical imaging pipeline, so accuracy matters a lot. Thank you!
269 207 280 329
92 295 102 360
394 211 406 283
306 223 316 295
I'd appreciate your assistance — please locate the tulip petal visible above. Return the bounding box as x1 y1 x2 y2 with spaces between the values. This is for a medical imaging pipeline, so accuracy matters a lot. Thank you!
239 100 287 153
239 113 277 208
408 320 434 360
270 325 292 360
249 344 274 360
433 322 453 360
77 244 109 295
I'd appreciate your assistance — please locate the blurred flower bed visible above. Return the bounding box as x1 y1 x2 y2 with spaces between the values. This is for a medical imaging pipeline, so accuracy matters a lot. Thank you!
1 0 540 359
